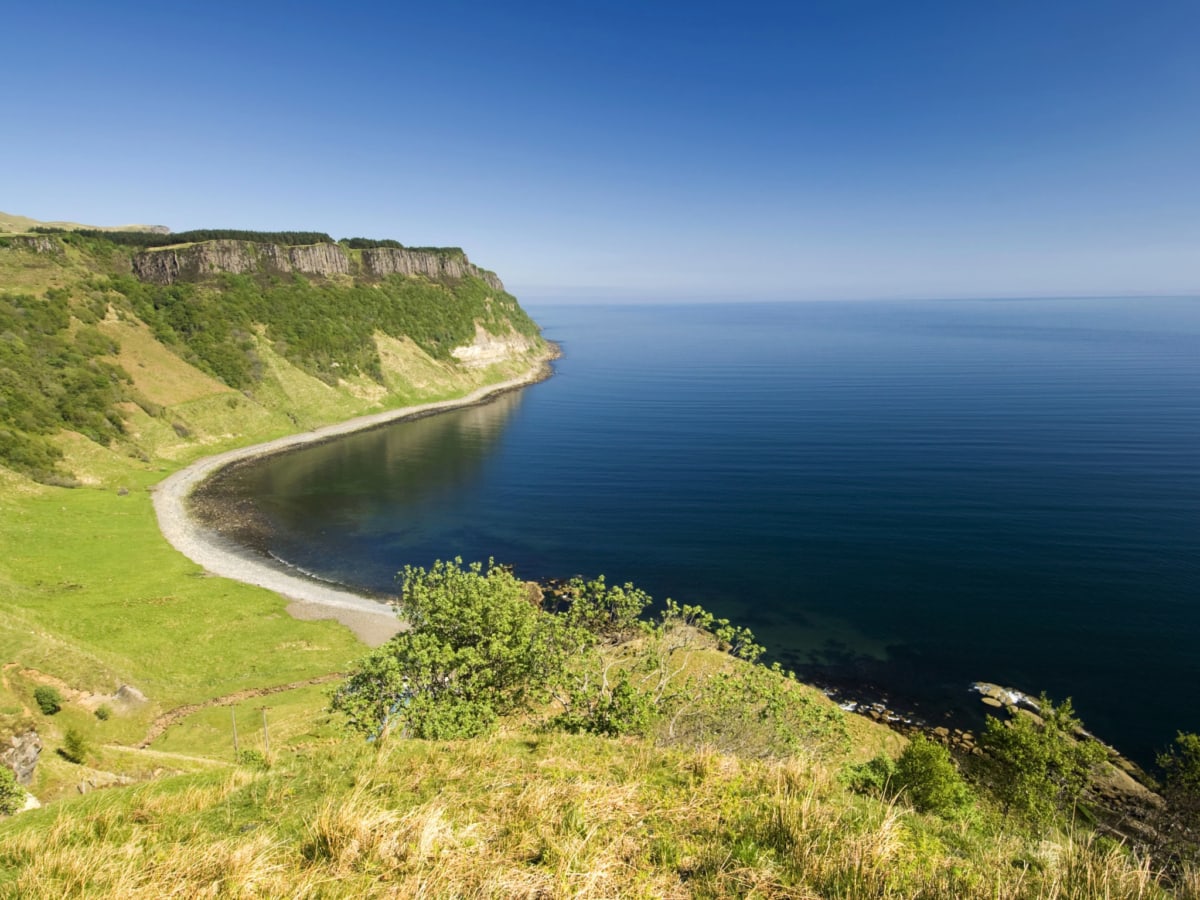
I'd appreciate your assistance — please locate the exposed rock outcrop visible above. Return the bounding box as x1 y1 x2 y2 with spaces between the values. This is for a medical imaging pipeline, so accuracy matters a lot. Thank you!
1 730 42 786
361 248 505 292
1 235 61 255
133 240 505 291
115 684 147 706
452 324 536 368
132 240 351 283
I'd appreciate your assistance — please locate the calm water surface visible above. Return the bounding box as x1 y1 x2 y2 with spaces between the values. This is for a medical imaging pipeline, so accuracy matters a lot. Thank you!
209 299 1200 765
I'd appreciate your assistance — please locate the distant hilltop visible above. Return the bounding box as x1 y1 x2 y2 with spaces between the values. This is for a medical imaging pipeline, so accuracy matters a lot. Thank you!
0 210 170 234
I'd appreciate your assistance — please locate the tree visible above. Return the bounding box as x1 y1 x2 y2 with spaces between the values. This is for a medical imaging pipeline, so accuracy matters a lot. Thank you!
331 559 576 740
547 575 651 642
1155 731 1200 861
980 693 1106 827
894 735 973 817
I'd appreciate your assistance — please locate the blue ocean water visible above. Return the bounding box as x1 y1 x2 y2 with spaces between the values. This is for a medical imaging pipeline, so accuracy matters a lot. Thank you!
217 298 1200 765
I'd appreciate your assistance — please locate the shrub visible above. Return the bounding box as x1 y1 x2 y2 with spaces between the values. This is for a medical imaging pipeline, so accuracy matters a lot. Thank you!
0 767 23 816
894 735 973 817
548 575 651 642
94 704 112 721
554 674 657 737
980 693 1106 827
237 749 270 770
843 753 898 796
33 686 62 716
1156 731 1200 861
59 728 89 765
331 559 576 740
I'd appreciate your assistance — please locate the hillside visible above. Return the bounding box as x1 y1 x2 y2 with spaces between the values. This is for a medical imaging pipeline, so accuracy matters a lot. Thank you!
0 211 168 235
0 222 551 797
0 229 540 484
0 222 1197 898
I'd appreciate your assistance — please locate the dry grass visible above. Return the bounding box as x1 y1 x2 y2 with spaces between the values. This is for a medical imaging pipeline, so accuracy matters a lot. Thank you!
98 314 233 407
0 731 1181 899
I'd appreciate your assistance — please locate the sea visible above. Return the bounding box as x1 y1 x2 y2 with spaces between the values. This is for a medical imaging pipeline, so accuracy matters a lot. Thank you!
204 298 1200 766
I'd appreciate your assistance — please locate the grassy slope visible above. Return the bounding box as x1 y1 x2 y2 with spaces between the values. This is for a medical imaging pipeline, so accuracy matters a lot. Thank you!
0 235 549 805
0 211 163 234
0 729 1182 900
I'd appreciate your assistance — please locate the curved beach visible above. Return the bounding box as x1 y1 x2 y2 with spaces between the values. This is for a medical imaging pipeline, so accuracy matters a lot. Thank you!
152 354 555 646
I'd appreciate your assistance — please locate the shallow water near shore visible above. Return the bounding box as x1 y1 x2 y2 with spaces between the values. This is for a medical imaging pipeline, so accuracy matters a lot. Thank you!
202 298 1200 766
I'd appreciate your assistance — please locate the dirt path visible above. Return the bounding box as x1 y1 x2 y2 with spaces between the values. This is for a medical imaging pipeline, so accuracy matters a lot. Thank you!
136 672 345 748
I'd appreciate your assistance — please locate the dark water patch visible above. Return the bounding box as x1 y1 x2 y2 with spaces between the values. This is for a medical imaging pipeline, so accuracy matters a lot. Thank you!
200 298 1200 767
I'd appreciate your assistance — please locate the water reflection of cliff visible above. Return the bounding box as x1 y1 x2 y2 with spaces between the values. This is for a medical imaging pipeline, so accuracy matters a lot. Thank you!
193 390 525 558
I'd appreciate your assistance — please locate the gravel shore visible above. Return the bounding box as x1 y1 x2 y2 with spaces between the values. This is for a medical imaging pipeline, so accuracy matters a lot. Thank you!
152 357 554 647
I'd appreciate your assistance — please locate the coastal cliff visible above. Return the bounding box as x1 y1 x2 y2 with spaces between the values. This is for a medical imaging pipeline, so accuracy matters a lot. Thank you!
132 240 505 291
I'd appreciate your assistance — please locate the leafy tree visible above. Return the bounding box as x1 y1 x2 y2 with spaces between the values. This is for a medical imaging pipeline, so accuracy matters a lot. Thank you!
340 237 405 249
894 735 973 817
35 228 335 248
331 559 575 740
33 686 61 716
547 575 651 642
0 767 23 816
979 693 1106 827
1155 731 1200 861
1160 732 1200 803
553 673 657 737
0 291 131 480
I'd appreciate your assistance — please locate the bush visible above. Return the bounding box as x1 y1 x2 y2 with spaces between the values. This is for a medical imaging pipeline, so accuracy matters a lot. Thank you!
894 735 973 817
0 767 24 816
1156 731 1200 860
554 674 657 737
59 728 89 765
94 704 112 721
331 559 576 740
33 686 62 716
548 575 651 642
980 693 1106 827
237 749 270 770
843 753 899 796
843 737 972 818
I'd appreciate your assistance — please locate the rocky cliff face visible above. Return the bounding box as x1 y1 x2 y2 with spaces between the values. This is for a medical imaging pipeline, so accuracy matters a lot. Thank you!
133 241 505 291
1 235 62 255
361 248 505 292
451 323 537 368
1 730 42 786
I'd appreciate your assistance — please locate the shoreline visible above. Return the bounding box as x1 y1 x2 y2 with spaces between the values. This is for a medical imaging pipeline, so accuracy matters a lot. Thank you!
151 349 558 647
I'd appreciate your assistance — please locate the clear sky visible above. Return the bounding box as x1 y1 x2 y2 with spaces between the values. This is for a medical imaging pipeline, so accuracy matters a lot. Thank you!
4 0 1197 301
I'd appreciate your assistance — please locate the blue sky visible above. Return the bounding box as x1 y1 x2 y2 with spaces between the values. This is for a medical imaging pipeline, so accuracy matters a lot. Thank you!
4 1 1198 300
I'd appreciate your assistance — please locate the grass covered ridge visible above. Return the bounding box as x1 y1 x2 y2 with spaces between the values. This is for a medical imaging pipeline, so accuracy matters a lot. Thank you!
1 732 1192 899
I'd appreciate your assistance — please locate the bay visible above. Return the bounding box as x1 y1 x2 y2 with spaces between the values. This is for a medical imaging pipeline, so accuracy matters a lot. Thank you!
204 298 1200 765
